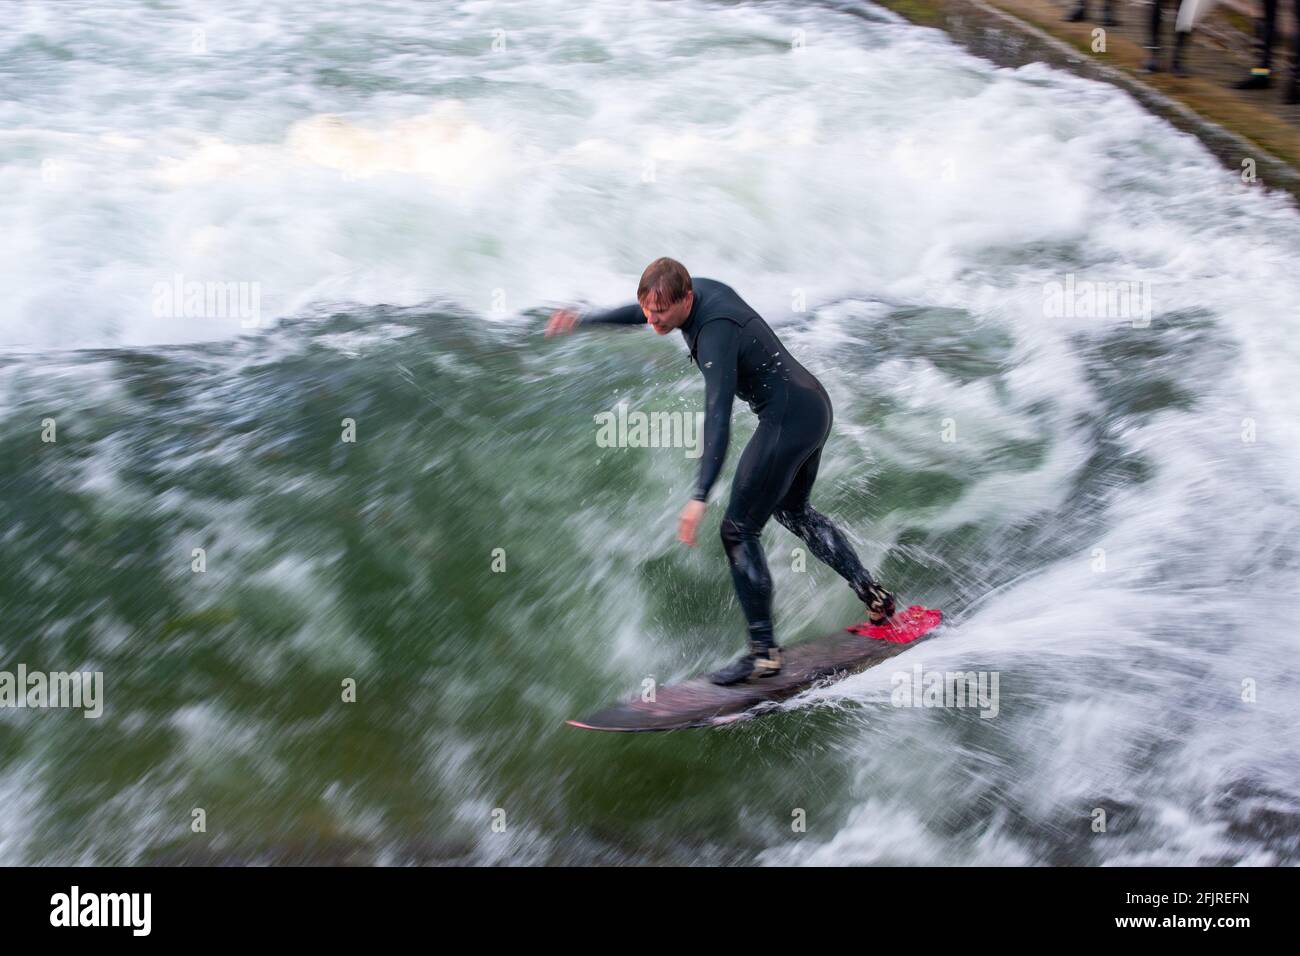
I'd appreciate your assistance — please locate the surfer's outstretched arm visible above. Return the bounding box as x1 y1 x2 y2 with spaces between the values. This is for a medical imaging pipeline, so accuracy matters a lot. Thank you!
545 303 644 335
581 303 646 326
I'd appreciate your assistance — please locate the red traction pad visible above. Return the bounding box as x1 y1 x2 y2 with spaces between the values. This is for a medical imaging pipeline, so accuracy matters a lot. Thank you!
845 605 943 644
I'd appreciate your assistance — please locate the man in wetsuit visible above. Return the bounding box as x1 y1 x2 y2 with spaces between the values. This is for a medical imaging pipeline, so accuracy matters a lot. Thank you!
546 258 895 685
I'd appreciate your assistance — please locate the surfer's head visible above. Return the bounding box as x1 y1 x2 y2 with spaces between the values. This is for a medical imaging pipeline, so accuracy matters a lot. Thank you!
637 258 693 335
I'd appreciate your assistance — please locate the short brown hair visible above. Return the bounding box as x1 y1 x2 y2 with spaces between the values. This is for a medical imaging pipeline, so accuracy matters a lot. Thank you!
637 258 692 307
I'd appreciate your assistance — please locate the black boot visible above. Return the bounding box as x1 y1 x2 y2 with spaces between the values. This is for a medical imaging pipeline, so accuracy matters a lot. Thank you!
1235 69 1273 89
708 638 783 686
1101 0 1120 26
1172 32 1189 76
1142 49 1162 73
1064 2 1088 22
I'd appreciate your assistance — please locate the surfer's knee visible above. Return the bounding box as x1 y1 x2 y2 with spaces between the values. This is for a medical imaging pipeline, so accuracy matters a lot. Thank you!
773 505 809 535
720 515 759 551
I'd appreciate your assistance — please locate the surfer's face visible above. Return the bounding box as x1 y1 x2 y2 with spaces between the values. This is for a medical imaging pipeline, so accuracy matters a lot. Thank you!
640 290 693 335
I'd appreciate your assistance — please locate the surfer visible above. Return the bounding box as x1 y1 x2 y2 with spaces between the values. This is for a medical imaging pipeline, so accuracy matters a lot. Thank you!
546 258 895 685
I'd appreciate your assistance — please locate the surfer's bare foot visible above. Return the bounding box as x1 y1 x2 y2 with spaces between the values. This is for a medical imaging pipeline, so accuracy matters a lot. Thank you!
859 582 896 624
708 644 783 686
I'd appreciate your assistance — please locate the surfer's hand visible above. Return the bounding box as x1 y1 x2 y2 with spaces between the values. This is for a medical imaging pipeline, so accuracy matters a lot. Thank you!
678 499 706 546
545 308 581 337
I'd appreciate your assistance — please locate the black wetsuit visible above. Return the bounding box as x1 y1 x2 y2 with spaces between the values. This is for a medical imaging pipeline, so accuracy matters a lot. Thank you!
582 277 881 648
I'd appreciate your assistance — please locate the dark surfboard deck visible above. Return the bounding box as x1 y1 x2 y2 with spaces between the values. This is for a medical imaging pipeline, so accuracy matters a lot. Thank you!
567 605 943 732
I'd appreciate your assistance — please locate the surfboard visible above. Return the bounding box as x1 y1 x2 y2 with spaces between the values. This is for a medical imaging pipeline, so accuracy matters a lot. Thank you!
566 605 943 732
